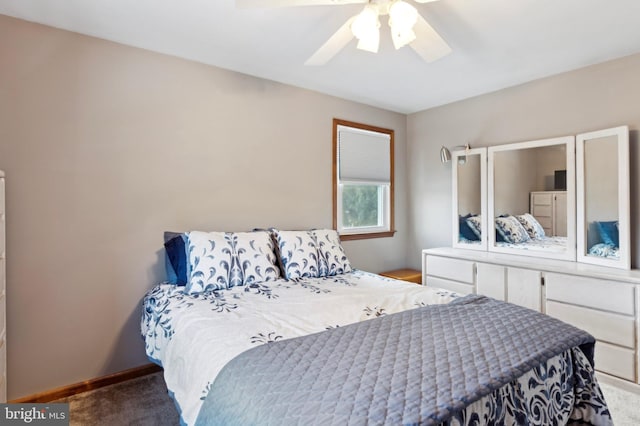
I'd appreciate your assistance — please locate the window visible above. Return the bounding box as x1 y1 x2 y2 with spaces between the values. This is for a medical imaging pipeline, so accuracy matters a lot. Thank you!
333 119 395 240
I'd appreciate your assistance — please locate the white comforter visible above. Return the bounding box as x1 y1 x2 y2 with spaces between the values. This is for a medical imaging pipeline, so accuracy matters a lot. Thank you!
141 270 458 425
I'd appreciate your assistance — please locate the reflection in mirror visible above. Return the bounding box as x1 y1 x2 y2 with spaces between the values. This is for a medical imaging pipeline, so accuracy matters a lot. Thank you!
488 136 576 261
585 136 618 256
577 126 630 269
452 148 486 250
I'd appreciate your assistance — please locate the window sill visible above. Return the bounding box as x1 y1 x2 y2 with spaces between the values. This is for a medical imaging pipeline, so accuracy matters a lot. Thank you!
339 230 396 241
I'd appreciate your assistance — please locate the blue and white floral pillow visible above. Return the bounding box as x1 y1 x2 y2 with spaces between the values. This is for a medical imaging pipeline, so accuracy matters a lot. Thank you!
515 213 546 240
466 215 482 239
273 230 322 280
588 242 620 259
186 231 280 294
234 231 281 284
495 215 531 244
312 229 352 276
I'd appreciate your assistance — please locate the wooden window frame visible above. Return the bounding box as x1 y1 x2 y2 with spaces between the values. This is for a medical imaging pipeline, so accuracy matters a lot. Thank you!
333 118 395 241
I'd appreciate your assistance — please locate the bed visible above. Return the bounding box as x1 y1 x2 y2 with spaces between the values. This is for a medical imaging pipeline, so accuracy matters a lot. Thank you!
459 214 568 251
141 228 612 426
460 213 569 252
496 235 567 252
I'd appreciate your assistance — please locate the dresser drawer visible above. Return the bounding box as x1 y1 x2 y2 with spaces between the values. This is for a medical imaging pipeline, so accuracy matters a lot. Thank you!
546 301 635 348
533 205 552 217
425 256 474 284
532 193 553 205
425 276 474 295
595 341 636 381
536 217 552 229
545 273 635 315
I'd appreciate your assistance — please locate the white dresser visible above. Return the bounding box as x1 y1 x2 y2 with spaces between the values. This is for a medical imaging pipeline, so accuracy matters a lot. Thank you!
0 171 5 402
423 247 640 390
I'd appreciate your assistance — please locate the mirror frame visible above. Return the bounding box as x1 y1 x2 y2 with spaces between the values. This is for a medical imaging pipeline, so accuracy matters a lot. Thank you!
452 147 487 251
488 136 576 261
576 126 630 269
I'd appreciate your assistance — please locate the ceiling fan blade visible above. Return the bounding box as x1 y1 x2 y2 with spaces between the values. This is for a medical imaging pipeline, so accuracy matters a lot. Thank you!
237 0 366 8
305 17 356 66
409 13 451 62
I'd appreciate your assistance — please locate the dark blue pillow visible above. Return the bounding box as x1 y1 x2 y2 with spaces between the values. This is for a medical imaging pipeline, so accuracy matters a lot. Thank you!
459 214 479 241
596 221 619 247
164 232 188 286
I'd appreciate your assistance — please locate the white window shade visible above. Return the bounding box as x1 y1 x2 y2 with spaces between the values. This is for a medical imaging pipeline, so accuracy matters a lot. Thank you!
338 125 391 183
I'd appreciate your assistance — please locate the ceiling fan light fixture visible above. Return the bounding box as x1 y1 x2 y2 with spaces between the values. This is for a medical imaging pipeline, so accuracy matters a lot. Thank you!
356 31 380 53
301 0 451 66
388 0 418 49
391 28 416 49
389 0 418 49
389 1 418 30
351 5 381 53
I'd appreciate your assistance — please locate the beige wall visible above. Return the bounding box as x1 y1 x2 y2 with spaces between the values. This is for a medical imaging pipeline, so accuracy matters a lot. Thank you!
534 145 566 191
456 155 481 217
492 145 567 216
407 52 640 269
0 15 408 399
585 135 619 223
493 148 538 216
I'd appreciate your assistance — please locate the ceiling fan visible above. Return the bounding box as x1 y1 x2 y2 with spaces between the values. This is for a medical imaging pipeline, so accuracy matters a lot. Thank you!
237 0 452 66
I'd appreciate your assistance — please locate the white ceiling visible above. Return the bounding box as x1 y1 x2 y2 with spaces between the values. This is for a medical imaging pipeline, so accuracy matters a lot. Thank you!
2 0 640 114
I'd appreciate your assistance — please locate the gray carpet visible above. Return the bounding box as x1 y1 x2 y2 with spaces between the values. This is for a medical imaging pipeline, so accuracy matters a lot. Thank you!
600 382 640 426
54 372 179 426
56 372 639 425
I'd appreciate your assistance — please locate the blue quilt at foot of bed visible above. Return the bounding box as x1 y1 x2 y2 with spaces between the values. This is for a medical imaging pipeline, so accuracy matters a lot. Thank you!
195 295 612 426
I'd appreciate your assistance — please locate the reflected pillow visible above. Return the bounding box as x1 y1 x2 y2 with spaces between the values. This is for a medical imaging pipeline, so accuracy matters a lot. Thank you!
588 242 620 259
596 221 619 247
495 214 509 242
465 215 482 240
495 215 531 244
459 214 479 241
515 213 546 240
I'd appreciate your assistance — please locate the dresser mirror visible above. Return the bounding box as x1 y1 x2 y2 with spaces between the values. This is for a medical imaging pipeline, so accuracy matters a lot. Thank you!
488 136 576 261
452 148 487 250
576 126 630 269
